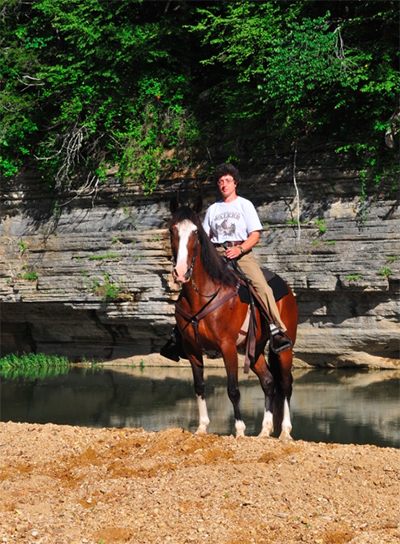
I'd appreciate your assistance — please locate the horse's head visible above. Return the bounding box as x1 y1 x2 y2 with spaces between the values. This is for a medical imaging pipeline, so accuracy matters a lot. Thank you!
169 199 203 284
169 197 237 287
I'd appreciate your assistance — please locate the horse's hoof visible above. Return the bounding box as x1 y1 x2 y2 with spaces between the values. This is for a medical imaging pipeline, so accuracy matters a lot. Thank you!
258 431 273 438
235 420 246 438
195 427 208 436
279 432 293 441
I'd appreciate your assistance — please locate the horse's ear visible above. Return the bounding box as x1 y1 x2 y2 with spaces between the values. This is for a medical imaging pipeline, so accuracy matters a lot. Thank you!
170 197 179 215
192 196 203 215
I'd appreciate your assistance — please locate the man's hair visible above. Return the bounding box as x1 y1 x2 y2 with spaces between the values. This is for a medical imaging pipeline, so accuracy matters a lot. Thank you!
213 163 241 187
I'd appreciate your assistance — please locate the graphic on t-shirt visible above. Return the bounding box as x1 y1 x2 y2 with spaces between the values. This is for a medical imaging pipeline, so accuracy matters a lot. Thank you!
215 219 236 237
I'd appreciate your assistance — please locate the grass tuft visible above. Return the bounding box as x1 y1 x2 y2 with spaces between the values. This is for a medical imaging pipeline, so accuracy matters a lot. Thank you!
0 352 71 380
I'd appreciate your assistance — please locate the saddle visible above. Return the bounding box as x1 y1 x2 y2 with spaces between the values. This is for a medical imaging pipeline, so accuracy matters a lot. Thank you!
237 269 289 305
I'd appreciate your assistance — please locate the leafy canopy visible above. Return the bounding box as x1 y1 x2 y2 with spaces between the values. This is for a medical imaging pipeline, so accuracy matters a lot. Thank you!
1 0 398 193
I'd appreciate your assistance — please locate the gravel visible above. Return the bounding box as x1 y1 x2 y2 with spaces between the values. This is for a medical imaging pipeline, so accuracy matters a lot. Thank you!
0 422 399 544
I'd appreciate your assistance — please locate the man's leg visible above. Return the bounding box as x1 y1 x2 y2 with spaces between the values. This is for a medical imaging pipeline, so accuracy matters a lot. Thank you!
238 252 287 331
237 252 292 353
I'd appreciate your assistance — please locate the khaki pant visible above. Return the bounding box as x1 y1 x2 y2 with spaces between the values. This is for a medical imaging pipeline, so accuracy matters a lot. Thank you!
215 247 287 331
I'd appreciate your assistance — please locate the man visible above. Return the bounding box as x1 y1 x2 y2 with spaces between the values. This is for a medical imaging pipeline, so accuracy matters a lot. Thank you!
203 163 291 352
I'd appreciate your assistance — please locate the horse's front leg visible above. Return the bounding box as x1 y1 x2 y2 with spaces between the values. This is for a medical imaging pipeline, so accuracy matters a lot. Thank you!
222 346 245 438
188 354 210 435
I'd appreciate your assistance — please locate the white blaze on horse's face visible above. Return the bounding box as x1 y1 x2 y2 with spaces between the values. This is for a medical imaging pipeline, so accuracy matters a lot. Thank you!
172 219 198 283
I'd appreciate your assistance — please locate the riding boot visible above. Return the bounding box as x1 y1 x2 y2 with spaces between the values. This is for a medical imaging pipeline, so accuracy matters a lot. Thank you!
270 325 293 354
160 327 188 361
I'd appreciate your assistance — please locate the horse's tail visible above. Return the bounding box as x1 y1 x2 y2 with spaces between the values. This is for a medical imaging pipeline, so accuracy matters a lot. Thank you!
269 285 297 435
268 347 294 436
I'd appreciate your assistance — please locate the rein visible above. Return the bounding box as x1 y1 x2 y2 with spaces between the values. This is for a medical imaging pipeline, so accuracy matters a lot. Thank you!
186 235 200 282
190 274 220 298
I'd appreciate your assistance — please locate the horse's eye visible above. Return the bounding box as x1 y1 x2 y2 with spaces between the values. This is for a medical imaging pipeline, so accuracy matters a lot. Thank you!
169 227 174 235
192 229 198 236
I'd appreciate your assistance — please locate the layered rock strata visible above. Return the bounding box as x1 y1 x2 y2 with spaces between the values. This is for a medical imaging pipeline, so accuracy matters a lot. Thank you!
1 153 399 368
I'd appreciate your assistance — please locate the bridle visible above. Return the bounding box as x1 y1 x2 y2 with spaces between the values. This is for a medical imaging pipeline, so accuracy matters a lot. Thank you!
186 234 200 284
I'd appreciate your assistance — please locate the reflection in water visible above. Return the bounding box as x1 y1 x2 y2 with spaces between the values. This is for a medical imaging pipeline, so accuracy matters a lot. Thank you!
1 367 399 448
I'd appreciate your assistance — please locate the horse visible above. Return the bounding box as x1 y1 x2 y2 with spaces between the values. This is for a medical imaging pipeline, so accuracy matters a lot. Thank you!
168 199 298 440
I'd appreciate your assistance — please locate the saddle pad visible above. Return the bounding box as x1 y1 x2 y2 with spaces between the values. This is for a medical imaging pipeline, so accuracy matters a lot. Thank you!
264 271 289 302
238 270 289 304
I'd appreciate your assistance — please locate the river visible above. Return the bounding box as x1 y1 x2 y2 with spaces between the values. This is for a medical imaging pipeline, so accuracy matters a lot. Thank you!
1 366 399 448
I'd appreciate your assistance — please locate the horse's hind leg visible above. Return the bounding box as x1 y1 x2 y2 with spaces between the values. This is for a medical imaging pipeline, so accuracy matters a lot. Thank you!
251 352 275 438
268 348 293 441
189 356 210 435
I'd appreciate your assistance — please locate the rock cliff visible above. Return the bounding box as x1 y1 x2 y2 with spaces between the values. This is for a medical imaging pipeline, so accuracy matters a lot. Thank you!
1 152 399 368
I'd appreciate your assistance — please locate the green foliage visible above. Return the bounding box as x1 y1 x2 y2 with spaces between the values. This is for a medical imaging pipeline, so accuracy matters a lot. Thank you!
189 1 399 187
378 267 392 277
18 240 27 252
0 352 70 380
347 274 363 282
88 254 120 261
19 271 39 281
89 273 122 301
315 219 327 233
1 0 398 195
1 0 200 191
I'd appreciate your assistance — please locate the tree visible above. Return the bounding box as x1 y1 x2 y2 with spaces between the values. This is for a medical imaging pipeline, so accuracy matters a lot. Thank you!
1 0 201 192
1 1 398 193
189 1 399 189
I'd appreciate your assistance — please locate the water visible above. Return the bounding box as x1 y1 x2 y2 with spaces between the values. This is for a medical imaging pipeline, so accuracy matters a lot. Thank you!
1 366 399 448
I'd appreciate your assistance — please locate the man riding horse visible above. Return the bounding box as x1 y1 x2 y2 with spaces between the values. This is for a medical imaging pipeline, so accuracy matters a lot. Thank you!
161 162 292 361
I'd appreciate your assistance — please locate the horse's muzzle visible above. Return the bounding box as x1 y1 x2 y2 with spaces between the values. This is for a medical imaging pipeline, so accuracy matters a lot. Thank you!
173 267 191 284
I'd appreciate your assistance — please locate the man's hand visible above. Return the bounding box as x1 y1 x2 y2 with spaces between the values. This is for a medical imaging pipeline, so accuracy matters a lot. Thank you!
225 246 242 260
224 231 260 259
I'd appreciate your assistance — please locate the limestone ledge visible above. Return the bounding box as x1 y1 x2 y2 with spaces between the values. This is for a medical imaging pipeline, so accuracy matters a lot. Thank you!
1 158 399 368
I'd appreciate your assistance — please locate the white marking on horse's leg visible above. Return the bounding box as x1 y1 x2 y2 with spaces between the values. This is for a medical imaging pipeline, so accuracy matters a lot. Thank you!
195 395 210 435
235 420 246 438
258 409 274 438
279 398 293 441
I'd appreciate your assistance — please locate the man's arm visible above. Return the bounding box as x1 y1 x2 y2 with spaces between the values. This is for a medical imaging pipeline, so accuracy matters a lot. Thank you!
225 230 260 260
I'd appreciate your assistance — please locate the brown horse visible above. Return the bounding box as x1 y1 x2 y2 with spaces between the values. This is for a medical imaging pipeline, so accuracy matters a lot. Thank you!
169 199 298 439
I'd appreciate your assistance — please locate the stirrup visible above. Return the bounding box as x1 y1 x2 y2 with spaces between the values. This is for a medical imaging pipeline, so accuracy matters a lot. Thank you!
160 330 188 362
160 336 181 362
270 329 293 354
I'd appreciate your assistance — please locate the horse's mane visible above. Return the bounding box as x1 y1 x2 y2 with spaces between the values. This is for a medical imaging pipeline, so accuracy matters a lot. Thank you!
170 206 237 287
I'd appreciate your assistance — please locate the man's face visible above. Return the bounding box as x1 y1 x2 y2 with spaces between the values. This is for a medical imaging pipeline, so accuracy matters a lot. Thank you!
217 174 237 200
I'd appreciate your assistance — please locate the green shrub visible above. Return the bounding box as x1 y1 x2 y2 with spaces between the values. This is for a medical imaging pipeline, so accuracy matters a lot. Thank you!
89 273 123 301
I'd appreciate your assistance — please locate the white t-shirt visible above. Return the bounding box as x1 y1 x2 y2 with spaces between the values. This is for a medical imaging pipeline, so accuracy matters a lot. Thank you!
202 196 263 244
